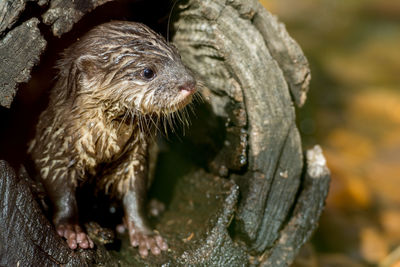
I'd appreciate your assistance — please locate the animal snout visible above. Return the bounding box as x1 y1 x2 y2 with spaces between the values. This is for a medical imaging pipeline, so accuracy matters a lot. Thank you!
178 81 196 93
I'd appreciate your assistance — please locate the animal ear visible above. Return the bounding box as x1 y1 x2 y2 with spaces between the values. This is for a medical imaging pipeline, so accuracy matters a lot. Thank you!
76 55 99 79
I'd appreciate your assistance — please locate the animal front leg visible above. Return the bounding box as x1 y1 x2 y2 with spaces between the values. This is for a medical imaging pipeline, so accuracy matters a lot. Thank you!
123 185 168 257
44 171 94 250
117 147 168 257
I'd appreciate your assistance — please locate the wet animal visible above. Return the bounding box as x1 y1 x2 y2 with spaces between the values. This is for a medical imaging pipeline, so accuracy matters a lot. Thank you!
29 21 196 257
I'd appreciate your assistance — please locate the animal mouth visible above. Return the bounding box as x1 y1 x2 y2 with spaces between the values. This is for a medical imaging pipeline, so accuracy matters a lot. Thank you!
168 89 195 113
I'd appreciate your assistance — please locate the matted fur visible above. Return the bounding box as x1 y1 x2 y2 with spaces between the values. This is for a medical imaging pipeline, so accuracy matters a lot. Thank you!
29 21 196 196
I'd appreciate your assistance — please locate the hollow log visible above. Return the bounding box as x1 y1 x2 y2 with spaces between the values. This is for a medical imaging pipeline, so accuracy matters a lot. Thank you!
0 0 330 266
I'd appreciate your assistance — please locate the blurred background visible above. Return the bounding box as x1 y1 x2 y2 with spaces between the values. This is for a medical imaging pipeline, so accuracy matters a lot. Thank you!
260 0 400 266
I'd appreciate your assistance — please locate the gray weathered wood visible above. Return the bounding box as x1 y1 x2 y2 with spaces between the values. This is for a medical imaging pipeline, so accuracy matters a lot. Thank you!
0 0 26 35
173 0 301 252
0 160 86 266
0 0 112 109
172 0 329 263
260 146 330 266
0 0 48 36
253 4 311 107
42 0 113 37
0 18 46 108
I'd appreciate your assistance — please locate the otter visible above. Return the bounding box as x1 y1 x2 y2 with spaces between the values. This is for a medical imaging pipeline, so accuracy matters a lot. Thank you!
28 21 196 257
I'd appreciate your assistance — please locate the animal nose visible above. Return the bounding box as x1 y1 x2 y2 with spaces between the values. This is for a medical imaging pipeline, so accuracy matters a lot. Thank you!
178 81 196 93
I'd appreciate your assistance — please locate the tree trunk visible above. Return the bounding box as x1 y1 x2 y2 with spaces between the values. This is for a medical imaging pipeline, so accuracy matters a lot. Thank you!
0 0 330 266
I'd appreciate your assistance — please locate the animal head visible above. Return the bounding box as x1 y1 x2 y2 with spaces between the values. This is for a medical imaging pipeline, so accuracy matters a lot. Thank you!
58 21 196 117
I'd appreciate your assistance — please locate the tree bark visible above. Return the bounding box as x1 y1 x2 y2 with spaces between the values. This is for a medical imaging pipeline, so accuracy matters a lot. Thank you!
0 161 89 266
171 1 323 258
0 17 46 108
42 0 113 37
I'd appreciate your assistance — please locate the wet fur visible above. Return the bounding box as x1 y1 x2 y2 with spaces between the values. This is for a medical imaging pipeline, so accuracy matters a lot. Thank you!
28 21 196 254
29 21 195 196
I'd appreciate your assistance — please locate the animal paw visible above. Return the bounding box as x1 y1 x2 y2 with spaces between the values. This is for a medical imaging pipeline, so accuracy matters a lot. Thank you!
56 223 94 249
125 220 168 257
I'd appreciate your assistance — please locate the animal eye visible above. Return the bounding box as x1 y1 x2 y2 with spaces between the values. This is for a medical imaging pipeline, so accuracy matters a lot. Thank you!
142 68 155 80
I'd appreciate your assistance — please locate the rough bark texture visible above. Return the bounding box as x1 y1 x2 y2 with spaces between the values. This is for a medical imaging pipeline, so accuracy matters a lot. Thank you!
260 146 330 266
0 0 112 109
0 0 330 266
252 3 311 107
42 0 113 37
172 0 314 256
0 160 85 266
0 0 48 36
0 17 46 108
